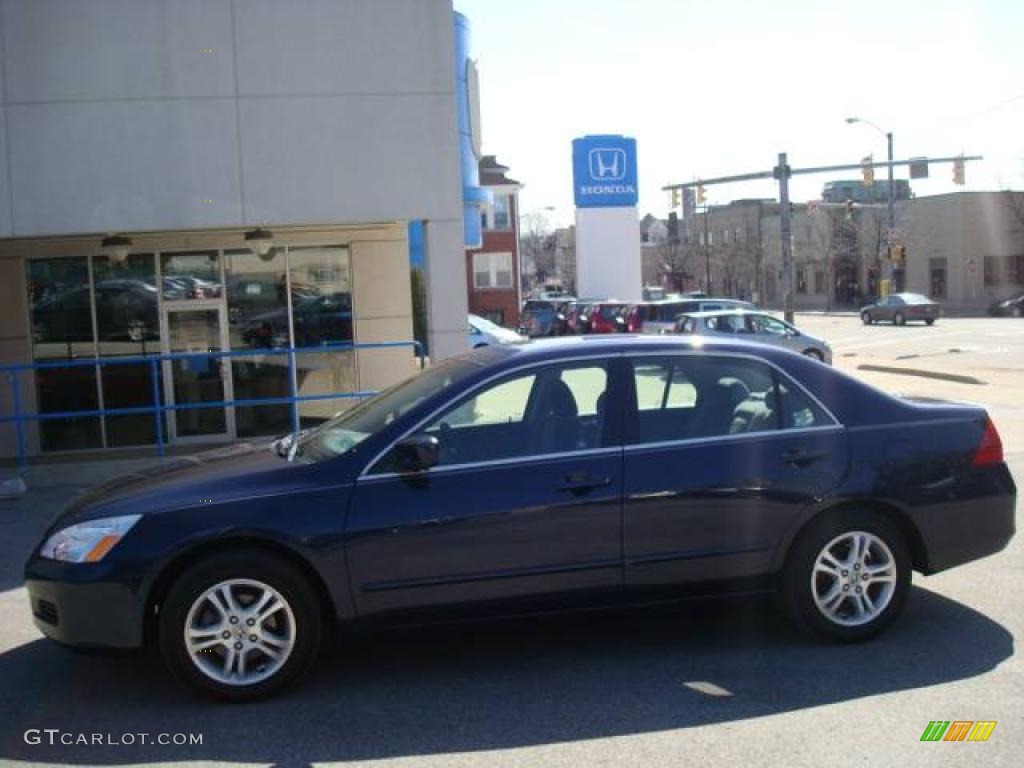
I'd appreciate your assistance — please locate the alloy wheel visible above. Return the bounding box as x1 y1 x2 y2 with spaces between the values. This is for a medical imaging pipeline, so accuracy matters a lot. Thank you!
811 531 897 627
184 579 296 686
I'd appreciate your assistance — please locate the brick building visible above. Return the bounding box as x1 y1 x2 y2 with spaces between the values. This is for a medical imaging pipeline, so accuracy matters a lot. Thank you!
465 155 522 326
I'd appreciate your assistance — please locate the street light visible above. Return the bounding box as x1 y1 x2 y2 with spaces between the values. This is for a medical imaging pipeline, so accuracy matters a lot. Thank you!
846 116 897 289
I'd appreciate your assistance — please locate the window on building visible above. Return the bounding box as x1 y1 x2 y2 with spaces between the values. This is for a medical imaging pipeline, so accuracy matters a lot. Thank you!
473 252 513 289
288 246 355 428
814 269 826 294
722 229 731 245
736 226 744 243
26 257 101 451
930 257 948 299
491 194 512 229
93 253 161 447
698 231 705 247
1010 254 1024 285
796 266 808 294
983 255 998 286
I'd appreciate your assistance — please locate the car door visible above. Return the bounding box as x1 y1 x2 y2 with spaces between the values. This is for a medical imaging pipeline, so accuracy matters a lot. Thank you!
621 353 847 591
346 357 625 615
747 313 794 351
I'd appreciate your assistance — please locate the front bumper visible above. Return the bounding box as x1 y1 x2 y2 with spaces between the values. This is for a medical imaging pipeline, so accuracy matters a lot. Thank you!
24 558 146 650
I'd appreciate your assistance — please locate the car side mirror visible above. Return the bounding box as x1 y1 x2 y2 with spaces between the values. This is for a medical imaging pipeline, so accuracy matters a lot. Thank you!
394 434 440 472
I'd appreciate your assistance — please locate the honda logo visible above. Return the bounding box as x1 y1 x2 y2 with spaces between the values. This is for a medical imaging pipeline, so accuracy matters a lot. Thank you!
588 148 626 181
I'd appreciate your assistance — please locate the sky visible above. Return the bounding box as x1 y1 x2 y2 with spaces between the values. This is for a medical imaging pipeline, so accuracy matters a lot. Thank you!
455 0 1024 229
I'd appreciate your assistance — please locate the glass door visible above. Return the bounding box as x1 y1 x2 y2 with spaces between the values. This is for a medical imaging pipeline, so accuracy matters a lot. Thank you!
163 304 232 441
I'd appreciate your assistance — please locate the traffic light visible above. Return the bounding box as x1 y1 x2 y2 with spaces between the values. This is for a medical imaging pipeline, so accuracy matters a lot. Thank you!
952 156 965 185
861 155 875 186
697 183 707 205
671 188 681 208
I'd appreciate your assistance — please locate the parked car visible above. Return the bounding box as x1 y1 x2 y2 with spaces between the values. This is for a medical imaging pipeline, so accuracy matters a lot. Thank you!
578 301 627 333
517 299 561 338
26 335 1016 700
622 298 755 334
675 310 832 363
467 314 527 347
988 291 1024 318
241 292 352 347
860 293 940 325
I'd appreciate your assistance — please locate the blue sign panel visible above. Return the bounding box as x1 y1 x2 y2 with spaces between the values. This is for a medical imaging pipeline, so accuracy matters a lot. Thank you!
572 135 638 208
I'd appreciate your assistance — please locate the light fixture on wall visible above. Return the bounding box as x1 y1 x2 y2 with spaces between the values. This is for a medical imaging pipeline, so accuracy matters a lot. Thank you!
245 227 275 259
100 234 133 263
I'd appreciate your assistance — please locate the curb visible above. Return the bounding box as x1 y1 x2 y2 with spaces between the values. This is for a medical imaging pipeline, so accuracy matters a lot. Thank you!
857 364 986 385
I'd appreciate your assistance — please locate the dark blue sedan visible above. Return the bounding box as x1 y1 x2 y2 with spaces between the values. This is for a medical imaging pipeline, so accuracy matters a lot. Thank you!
25 336 1016 700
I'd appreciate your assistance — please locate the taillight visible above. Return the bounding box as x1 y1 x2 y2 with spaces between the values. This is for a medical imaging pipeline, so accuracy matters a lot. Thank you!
972 417 1004 467
627 310 640 333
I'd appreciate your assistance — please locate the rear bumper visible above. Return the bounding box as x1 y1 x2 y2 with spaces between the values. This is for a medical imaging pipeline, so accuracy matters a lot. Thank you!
909 466 1016 574
24 558 145 650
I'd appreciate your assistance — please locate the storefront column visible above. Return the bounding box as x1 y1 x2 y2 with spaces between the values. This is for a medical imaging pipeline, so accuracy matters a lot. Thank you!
422 219 469 361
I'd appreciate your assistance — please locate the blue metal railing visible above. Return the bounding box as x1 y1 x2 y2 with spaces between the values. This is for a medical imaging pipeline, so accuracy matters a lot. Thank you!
1 341 425 467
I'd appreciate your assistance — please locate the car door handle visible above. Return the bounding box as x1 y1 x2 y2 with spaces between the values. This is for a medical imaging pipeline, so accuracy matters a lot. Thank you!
558 472 612 494
781 448 828 467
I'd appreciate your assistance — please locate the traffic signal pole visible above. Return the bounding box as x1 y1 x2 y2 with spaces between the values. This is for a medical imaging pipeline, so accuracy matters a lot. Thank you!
777 153 794 323
664 152 981 315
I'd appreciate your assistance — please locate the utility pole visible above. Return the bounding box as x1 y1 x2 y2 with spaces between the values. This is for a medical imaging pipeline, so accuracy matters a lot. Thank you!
703 207 711 293
776 152 794 323
885 131 898 290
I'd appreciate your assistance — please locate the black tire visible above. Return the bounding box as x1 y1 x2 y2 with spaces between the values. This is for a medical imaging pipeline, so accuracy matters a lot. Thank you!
894 312 905 326
925 318 935 326
803 348 824 362
1013 306 1022 318
158 550 322 702
861 312 872 325
781 509 911 643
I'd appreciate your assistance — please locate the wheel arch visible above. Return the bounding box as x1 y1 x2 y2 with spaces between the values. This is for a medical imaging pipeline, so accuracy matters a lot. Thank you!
142 535 337 647
773 499 929 575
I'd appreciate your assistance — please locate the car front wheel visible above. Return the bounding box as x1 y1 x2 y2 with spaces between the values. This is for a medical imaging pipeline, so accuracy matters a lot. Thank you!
158 551 322 701
803 348 824 362
894 312 906 326
782 510 910 642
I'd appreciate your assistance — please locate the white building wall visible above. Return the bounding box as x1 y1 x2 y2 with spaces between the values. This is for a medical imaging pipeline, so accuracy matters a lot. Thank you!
0 0 463 237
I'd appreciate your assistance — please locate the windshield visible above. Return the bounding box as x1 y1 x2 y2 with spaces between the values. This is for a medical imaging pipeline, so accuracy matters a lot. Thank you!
899 293 932 303
299 357 479 460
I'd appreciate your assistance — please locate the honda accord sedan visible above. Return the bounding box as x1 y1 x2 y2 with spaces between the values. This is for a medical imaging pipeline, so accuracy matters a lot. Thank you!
25 336 1015 700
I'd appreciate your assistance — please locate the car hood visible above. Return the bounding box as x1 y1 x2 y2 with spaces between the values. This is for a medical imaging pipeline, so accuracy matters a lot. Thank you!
54 441 346 527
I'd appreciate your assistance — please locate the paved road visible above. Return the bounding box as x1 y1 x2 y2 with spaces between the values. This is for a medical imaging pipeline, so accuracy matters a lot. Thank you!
0 316 1021 767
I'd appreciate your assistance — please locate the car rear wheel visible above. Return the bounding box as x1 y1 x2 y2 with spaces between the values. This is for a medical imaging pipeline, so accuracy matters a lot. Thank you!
894 312 905 326
782 510 910 642
802 349 824 362
860 312 872 325
158 551 322 701
925 318 935 326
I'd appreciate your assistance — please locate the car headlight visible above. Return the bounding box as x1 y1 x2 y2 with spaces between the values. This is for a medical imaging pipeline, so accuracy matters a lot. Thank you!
39 515 141 563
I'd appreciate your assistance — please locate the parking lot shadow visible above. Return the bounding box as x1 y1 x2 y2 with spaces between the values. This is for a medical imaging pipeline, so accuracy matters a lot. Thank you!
0 586 1011 765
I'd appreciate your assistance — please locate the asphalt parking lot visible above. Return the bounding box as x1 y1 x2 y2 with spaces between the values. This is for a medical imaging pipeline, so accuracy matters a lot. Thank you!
0 313 1020 768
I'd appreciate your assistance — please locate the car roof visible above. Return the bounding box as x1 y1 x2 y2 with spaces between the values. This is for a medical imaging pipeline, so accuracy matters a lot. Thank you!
681 309 768 319
473 333 801 366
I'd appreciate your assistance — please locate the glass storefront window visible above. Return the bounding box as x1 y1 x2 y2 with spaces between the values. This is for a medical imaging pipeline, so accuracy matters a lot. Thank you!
24 242 365 451
26 257 101 451
160 251 222 300
225 248 292 438
288 246 357 426
94 253 163 446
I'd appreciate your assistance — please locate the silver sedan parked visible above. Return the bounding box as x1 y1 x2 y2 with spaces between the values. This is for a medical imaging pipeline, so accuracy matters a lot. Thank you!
674 310 832 363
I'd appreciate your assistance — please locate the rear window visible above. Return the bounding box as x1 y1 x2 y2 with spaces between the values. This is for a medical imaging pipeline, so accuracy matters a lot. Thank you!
523 301 554 313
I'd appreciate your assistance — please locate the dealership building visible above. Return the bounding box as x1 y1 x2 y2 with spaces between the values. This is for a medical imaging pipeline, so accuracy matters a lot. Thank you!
0 0 481 459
